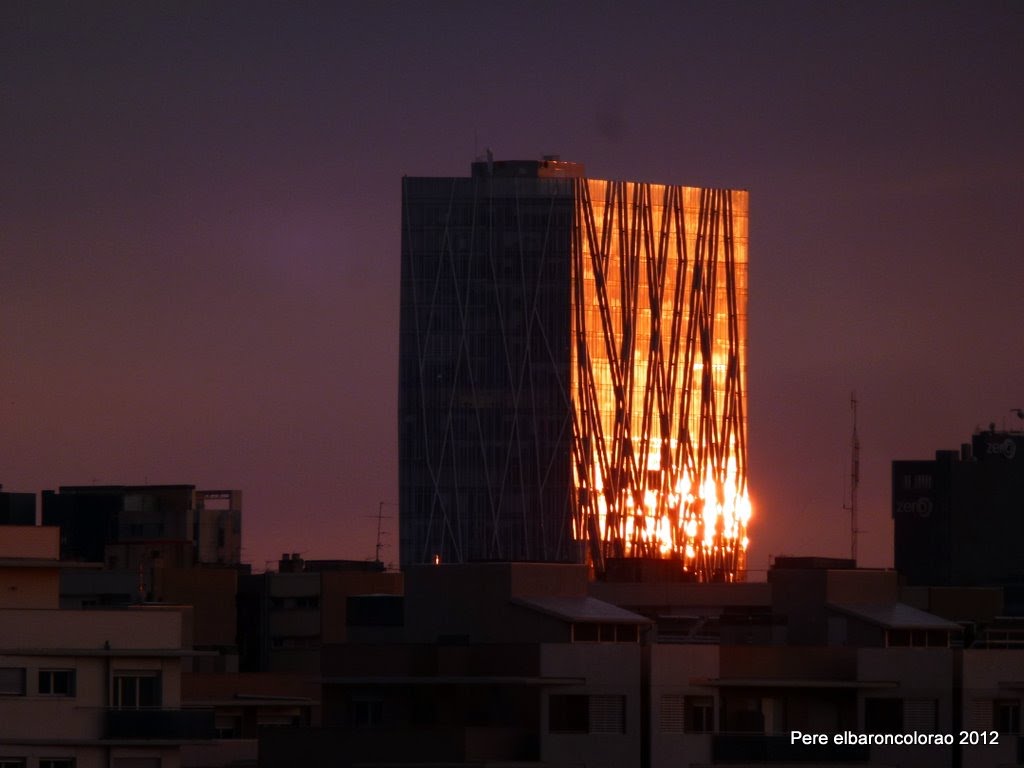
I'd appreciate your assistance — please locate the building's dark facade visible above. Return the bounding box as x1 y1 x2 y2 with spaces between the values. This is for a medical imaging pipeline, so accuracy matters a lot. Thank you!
42 484 242 566
400 158 749 579
893 429 1024 587
42 486 121 561
0 487 35 525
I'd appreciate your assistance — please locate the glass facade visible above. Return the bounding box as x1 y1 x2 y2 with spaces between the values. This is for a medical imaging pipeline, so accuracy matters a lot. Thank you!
400 162 749 579
572 180 749 580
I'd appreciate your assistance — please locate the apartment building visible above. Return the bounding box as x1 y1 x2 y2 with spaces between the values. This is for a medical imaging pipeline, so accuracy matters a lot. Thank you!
0 525 213 768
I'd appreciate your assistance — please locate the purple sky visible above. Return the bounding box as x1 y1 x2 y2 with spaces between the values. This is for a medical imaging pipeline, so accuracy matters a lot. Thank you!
2 2 1021 575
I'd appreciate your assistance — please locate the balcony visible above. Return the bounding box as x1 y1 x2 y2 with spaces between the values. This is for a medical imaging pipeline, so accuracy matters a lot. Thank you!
105 708 216 740
712 734 870 763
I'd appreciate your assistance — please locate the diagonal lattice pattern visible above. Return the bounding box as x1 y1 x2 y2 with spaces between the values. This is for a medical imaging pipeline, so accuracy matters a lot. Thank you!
400 168 749 581
571 180 749 581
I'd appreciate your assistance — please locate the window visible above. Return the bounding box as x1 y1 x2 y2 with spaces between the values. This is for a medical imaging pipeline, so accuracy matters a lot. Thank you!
904 699 937 731
572 623 638 642
887 628 948 647
0 668 26 696
38 669 75 696
549 694 589 733
256 712 301 727
549 695 625 734
685 695 715 733
865 697 903 734
214 713 242 739
660 695 685 733
112 671 161 709
0 759 26 768
111 760 160 768
616 624 639 643
994 699 1021 734
352 698 384 730
39 760 75 768
572 623 598 642
590 695 625 734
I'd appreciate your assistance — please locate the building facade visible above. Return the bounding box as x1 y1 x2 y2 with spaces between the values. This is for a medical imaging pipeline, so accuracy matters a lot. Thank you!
0 525 213 768
893 428 1024 587
400 158 749 579
42 485 242 570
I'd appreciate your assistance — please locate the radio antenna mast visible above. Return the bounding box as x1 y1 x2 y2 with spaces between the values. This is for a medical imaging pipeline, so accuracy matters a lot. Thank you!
842 392 861 563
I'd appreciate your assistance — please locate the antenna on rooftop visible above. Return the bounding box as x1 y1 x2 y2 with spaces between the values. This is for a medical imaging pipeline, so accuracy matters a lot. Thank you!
842 393 861 564
370 501 396 565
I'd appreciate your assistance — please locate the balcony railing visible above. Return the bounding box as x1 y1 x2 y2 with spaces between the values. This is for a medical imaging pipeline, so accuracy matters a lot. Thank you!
712 734 870 763
106 708 215 740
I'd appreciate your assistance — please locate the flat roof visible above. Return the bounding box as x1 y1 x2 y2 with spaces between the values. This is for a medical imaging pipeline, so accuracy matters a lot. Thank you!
0 558 100 569
697 678 898 690
321 675 584 686
0 648 214 657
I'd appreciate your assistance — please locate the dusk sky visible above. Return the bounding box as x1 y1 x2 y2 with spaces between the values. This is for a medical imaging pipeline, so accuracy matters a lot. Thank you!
3 1 1021 575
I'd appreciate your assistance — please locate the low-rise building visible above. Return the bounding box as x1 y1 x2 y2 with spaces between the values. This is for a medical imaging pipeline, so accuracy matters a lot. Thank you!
0 525 213 768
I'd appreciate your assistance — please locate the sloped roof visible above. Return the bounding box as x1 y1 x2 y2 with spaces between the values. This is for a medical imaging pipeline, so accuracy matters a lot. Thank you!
512 596 650 624
829 602 960 630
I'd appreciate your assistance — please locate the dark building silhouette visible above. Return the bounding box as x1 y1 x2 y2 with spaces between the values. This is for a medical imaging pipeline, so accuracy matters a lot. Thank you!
42 484 242 566
0 486 35 525
893 428 1024 587
41 486 120 561
237 554 402 674
399 158 750 579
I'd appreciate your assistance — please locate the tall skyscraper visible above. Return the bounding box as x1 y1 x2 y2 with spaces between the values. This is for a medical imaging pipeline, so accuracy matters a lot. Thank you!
400 158 749 580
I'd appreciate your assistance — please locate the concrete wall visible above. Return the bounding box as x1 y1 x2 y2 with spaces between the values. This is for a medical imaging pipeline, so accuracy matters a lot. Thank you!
649 643 718 768
858 647 955 768
320 570 403 643
589 580 771 611
0 525 58 558
0 607 185 650
0 566 60 609
156 567 238 647
720 645 857 681
0 747 180 768
826 569 899 604
960 650 1024 768
404 564 578 643
0 653 183 741
539 642 643 768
